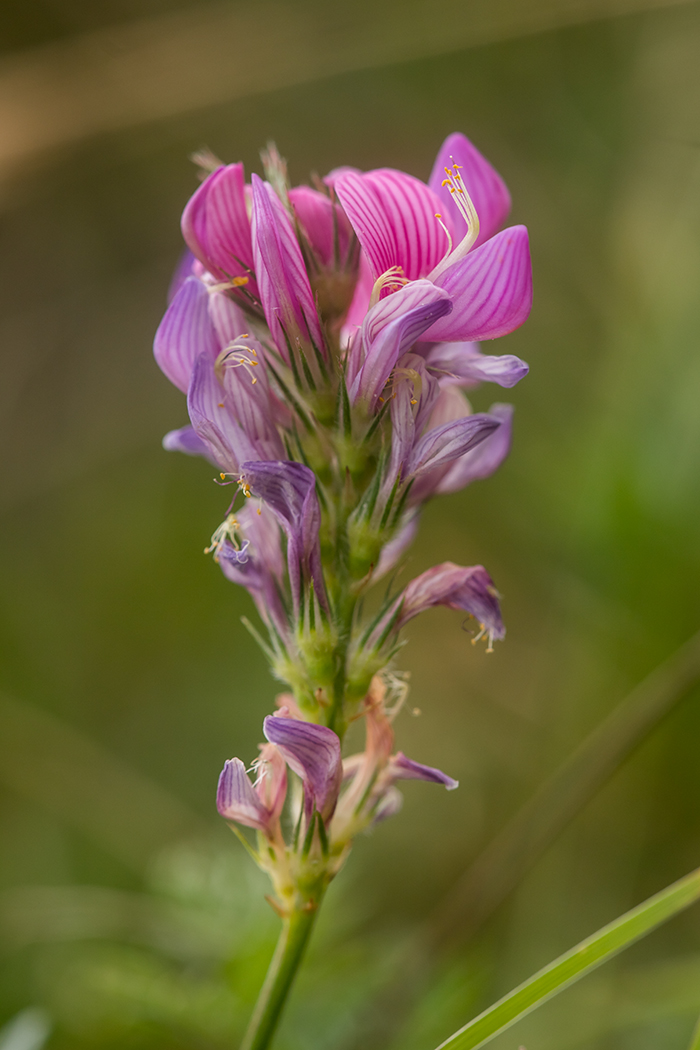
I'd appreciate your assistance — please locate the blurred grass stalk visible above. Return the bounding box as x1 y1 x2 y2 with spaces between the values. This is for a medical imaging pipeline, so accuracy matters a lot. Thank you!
432 862 700 1050
360 629 700 1048
0 0 694 184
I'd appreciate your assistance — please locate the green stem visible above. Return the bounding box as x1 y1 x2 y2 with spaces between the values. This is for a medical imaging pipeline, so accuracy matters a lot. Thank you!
240 902 321 1050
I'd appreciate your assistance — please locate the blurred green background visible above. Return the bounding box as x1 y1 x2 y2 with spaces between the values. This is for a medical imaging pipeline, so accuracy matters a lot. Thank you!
2 0 700 1047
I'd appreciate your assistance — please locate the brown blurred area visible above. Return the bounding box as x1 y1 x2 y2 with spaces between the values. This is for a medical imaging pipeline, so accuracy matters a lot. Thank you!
2 1 700 1047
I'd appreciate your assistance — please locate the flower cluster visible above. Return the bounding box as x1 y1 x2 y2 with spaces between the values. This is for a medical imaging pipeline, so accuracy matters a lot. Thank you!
154 133 531 913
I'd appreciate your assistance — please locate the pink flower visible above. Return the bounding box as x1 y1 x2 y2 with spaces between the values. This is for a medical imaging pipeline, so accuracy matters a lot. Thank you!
333 132 532 344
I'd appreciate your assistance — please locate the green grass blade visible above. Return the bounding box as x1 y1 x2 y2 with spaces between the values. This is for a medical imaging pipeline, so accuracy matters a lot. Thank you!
688 1014 700 1050
433 865 700 1050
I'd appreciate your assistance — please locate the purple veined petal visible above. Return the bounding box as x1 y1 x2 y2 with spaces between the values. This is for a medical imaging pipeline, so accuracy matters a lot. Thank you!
288 185 353 269
263 715 342 822
334 169 451 283
424 341 529 389
437 403 514 495
236 502 286 582
250 175 326 362
217 758 272 833
374 512 419 580
217 505 289 640
397 561 505 641
428 132 511 249
207 289 250 346
350 282 452 408
240 460 328 615
407 387 471 501
167 249 197 304
389 752 459 790
406 412 501 478
162 425 217 463
187 353 257 473
181 163 257 288
154 276 220 393
216 342 285 462
426 226 532 343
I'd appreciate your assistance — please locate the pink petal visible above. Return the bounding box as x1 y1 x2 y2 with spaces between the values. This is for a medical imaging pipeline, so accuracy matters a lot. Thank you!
429 132 511 248
288 185 353 269
181 163 255 286
154 276 219 393
250 176 326 361
334 169 450 283
342 253 374 340
427 226 532 343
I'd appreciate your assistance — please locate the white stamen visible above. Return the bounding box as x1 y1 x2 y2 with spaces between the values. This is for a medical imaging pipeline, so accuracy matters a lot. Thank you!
369 266 408 309
428 159 481 281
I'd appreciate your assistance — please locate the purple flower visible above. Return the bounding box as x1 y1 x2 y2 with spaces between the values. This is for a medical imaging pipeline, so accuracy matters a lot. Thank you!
239 461 329 617
154 273 285 471
154 275 222 395
263 714 342 822
346 281 452 410
334 132 532 344
397 561 505 646
419 339 529 390
387 752 458 790
409 392 514 502
214 503 289 640
217 744 287 836
334 680 458 836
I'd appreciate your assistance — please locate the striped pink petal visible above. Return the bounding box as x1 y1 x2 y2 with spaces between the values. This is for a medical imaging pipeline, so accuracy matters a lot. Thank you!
181 163 255 286
153 276 219 393
429 132 511 248
426 226 532 343
288 185 353 269
251 175 326 360
334 169 450 282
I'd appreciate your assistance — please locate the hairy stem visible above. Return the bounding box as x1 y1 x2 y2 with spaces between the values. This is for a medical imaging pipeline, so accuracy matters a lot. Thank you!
240 900 322 1050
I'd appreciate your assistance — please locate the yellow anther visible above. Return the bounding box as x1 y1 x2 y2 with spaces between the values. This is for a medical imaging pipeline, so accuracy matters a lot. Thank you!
232 275 249 287
252 377 258 385
410 398 417 405
220 473 226 480
218 402 224 407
